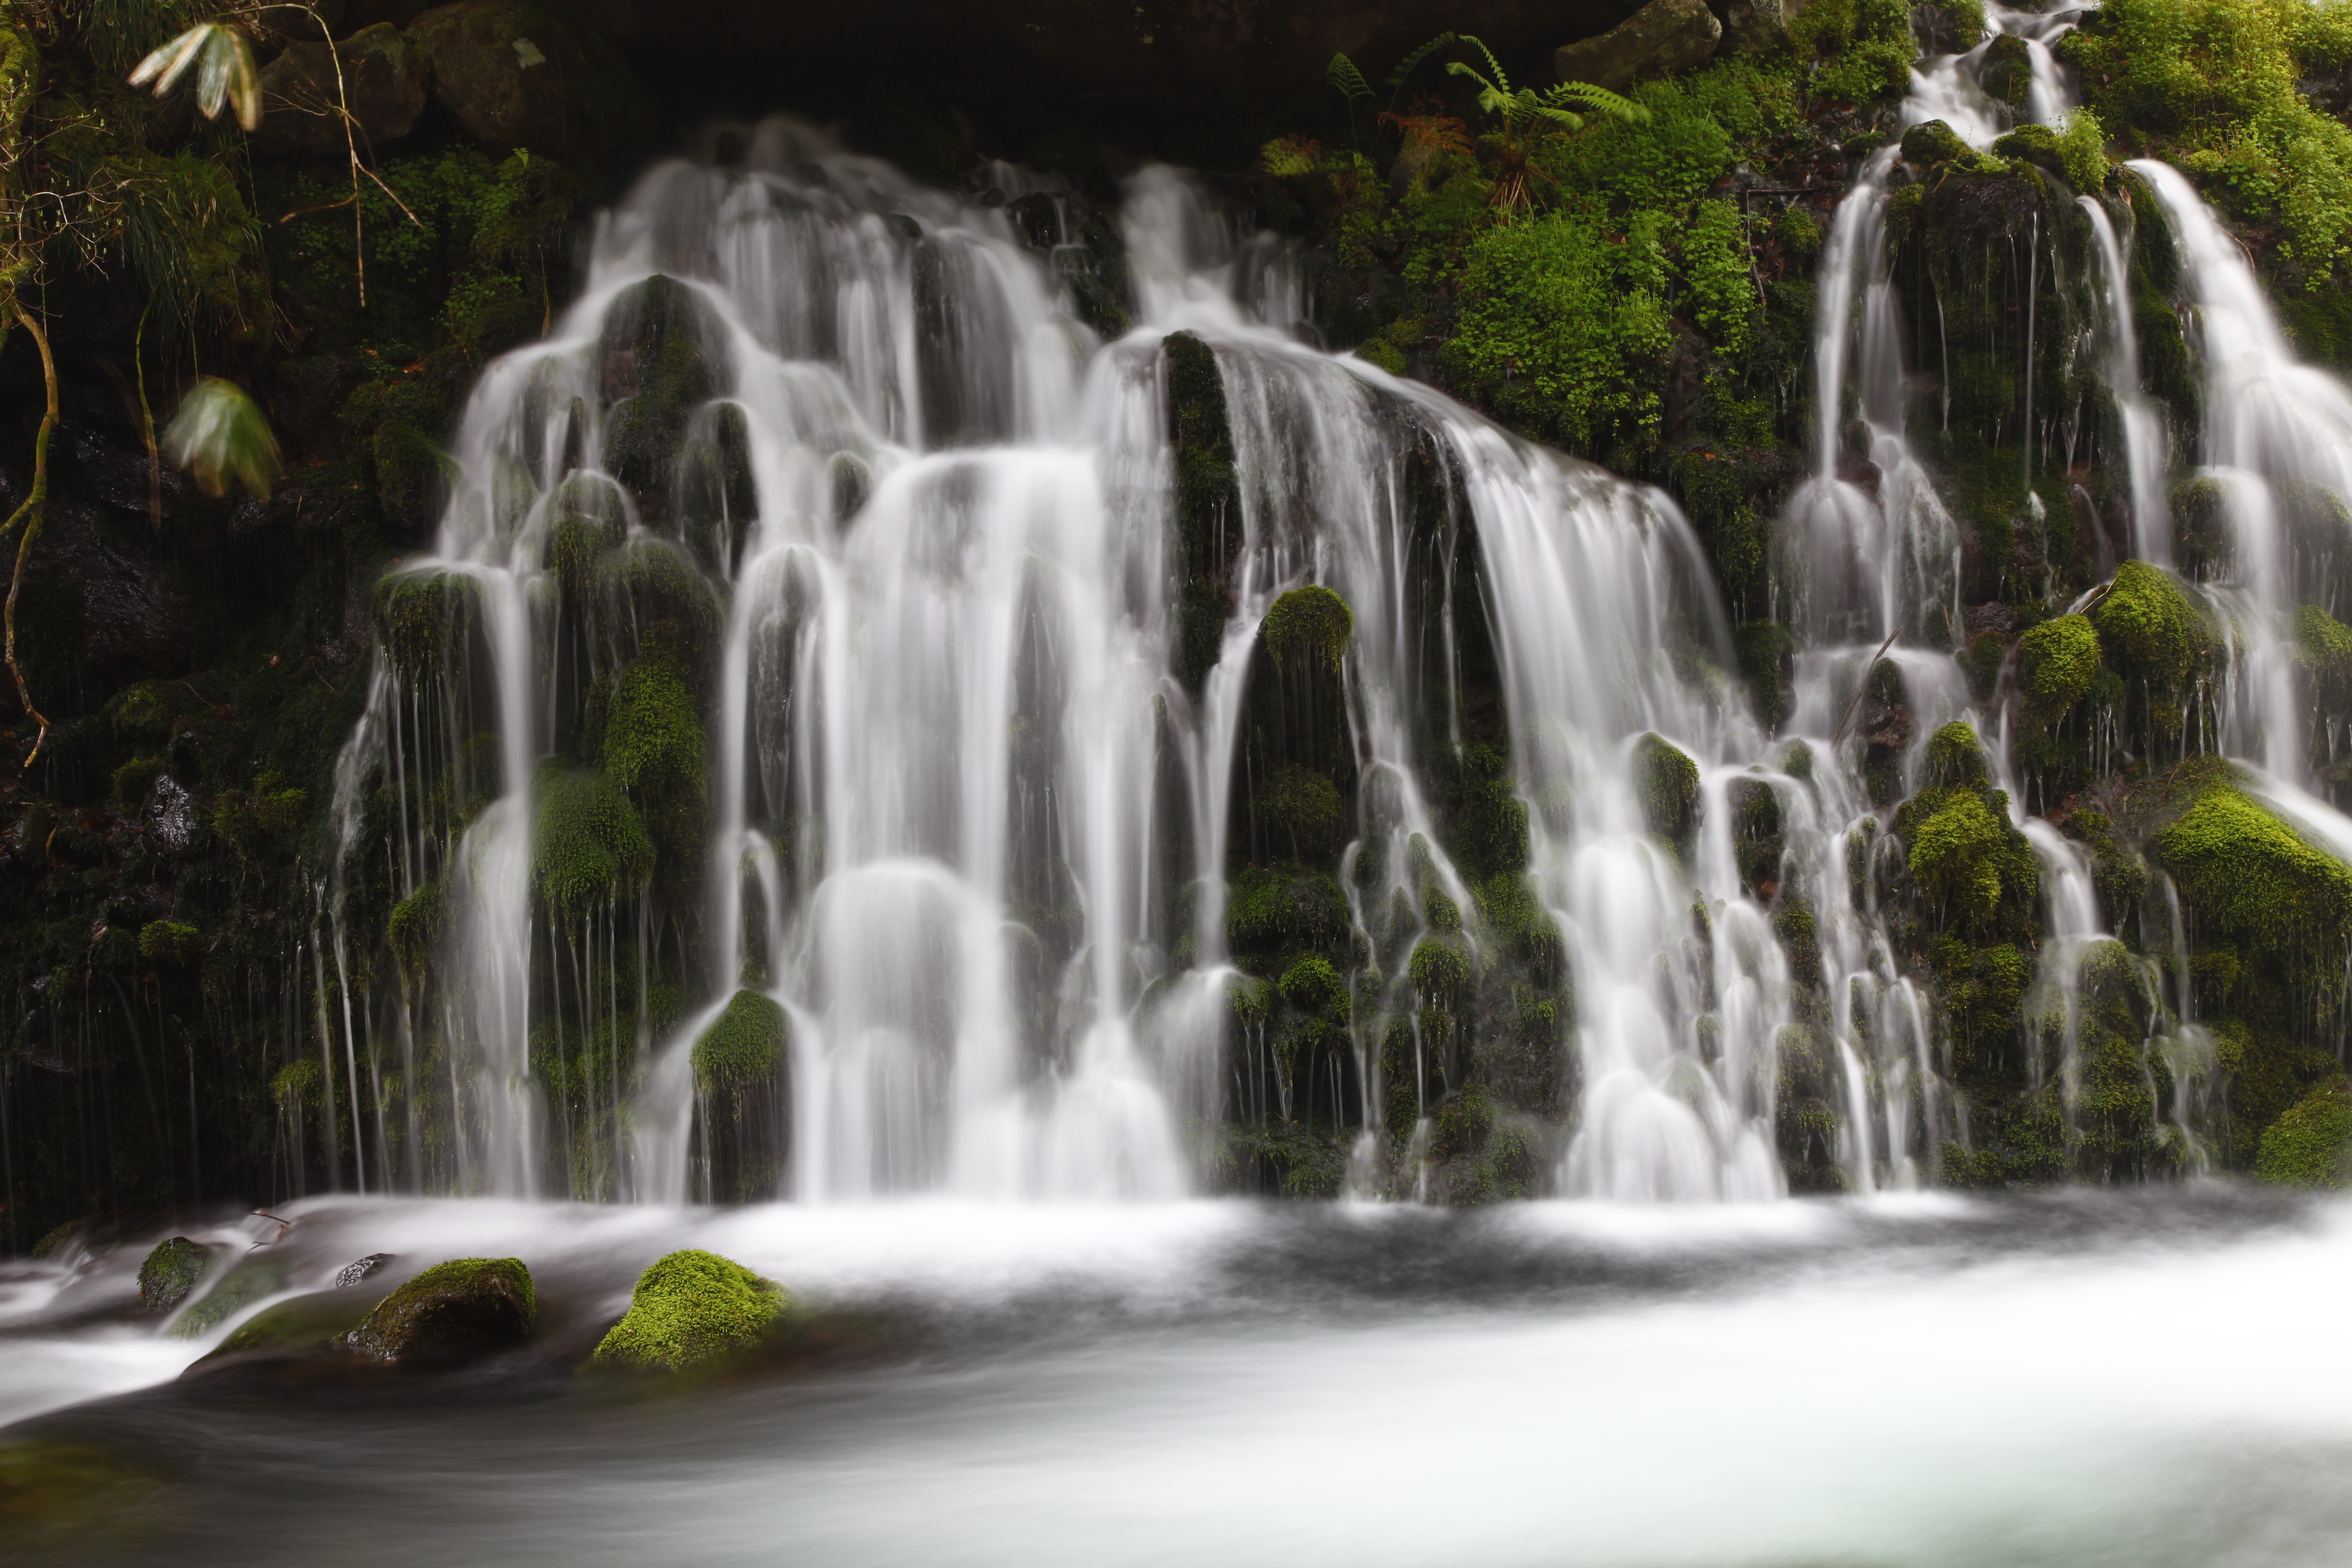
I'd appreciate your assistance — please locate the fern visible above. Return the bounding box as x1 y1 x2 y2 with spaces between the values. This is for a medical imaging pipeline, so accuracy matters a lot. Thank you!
129 22 261 131
1385 31 1461 90
1325 52 1373 103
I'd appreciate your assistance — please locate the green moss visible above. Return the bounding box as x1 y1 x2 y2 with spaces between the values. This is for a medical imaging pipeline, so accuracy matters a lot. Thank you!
545 472 626 601
600 275 730 514
1792 0 1919 104
1925 722 1992 792
692 990 787 1098
389 878 448 987
1277 956 1351 1022
1408 937 1470 1001
1166 330 1240 694
137 1238 209 1314
1631 732 1700 842
1226 866 1351 963
110 755 161 805
2300 603 2352 709
372 569 480 686
532 765 654 918
2254 1078 2352 1186
1262 585 1353 675
137 921 201 967
1259 763 1344 861
350 1258 537 1363
209 1289 381 1359
1907 789 2037 934
1901 119 1992 171
588 1249 792 1373
2019 614 2102 721
170 1259 288 1338
2092 562 2214 684
2151 785 2352 942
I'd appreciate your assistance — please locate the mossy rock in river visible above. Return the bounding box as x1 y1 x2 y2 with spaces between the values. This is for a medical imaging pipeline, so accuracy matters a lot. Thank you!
1631 732 1699 843
197 1288 384 1365
170 1259 289 1339
2255 1078 2352 1188
349 1258 537 1365
137 1238 210 1314
2151 785 2352 945
587 1249 791 1374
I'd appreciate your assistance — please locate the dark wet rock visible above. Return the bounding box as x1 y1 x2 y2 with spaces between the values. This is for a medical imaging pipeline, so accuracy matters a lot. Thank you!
253 23 431 159
335 1253 395 1288
348 1257 537 1365
196 1288 383 1365
136 1238 210 1313
1555 0 1722 92
170 1259 289 1338
412 0 652 159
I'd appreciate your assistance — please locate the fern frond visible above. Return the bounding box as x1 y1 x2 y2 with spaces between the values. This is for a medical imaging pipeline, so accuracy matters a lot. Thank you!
1385 31 1460 89
129 23 261 129
1551 81 1651 124
1326 52 1374 102
1457 34 1510 95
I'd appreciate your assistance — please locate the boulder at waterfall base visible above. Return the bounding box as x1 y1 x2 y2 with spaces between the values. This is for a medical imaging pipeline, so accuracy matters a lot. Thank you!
348 1258 538 1365
137 1239 211 1314
587 1250 792 1373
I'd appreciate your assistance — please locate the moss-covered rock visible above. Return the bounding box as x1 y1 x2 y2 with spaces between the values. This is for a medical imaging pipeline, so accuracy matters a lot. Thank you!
1631 732 1700 842
1924 721 1991 792
1166 330 1241 694
1263 585 1354 675
692 990 787 1099
544 472 627 602
389 877 448 987
372 569 480 686
1901 118 1987 170
2151 785 2352 943
2255 1078 2352 1187
1226 865 1350 965
532 765 654 918
137 1238 209 1314
2091 561 2213 689
1408 936 1470 1001
201 1288 382 1363
587 1249 791 1373
2019 613 2101 721
597 275 732 521
348 1257 537 1364
413 0 653 160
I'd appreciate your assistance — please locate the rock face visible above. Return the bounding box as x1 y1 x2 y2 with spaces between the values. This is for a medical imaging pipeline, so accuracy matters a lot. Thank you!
1712 0 1790 56
587 1250 789 1373
1555 0 1723 90
411 0 651 158
136 1238 209 1313
252 22 430 157
335 1253 394 1287
348 1257 537 1364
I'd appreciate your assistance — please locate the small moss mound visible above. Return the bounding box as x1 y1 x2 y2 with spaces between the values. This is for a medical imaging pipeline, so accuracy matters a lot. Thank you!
533 765 654 917
2151 786 2352 942
389 878 448 986
2256 1079 2352 1188
1262 585 1353 675
1631 732 1700 841
692 990 788 1098
1226 866 1351 961
2019 614 2101 720
1408 937 1470 1001
137 1238 209 1314
372 569 479 686
1924 722 1991 792
137 921 202 967
1277 956 1351 1021
2090 561 2212 686
1908 791 2012 929
1901 119 1986 170
349 1258 537 1364
588 1249 790 1373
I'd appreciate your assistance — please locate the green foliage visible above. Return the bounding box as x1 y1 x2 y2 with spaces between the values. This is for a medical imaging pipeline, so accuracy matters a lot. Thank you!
692 990 787 1098
1443 209 1672 454
1262 585 1353 673
2019 614 2102 720
2065 0 2352 271
604 656 705 798
1792 0 1918 104
1631 732 1700 841
137 919 200 966
110 754 160 804
2151 785 2352 942
129 22 259 129
1443 35 1649 138
162 377 280 499
589 1249 791 1372
1682 200 1756 358
532 765 654 918
2059 109 2111 193
211 771 309 856
2254 1078 2352 1186
2300 603 2352 710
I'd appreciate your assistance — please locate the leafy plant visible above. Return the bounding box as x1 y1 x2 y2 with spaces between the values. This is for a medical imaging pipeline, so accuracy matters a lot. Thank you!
1443 35 1648 214
163 376 282 498
128 22 261 130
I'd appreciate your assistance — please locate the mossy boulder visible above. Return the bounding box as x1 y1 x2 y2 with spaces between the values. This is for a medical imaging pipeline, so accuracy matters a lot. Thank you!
1259 762 1345 861
604 653 709 898
1166 329 1240 693
1408 936 1470 1002
2090 561 2213 689
2299 604 2352 712
254 23 431 158
1225 865 1350 964
136 1238 209 1314
596 275 732 518
372 569 480 686
586 1249 791 1373
199 1288 382 1364
1991 123 2068 180
544 472 627 602
1900 119 1986 170
2019 614 2101 722
1262 585 1353 675
1631 732 1700 841
692 990 787 1099
2151 786 2352 943
348 1257 536 1364
532 764 654 918
413 0 652 160
2254 1079 2352 1188
1924 721 1991 792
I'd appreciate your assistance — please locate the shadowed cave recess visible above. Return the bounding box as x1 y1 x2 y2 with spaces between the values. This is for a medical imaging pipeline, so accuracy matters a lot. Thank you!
8 0 2352 1246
